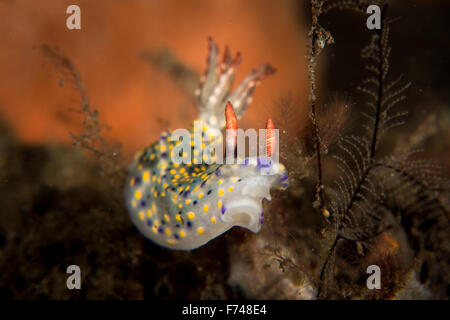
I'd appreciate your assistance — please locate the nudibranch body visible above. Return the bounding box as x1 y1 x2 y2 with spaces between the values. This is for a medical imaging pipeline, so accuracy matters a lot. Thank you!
125 39 288 250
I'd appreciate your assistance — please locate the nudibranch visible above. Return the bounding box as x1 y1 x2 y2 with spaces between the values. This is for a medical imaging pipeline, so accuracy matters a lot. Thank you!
125 38 288 250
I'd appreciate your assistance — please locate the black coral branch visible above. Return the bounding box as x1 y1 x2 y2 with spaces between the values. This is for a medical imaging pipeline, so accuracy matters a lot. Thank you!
315 2 447 298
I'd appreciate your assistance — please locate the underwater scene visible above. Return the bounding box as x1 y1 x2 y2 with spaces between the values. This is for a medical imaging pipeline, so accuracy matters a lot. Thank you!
0 0 448 302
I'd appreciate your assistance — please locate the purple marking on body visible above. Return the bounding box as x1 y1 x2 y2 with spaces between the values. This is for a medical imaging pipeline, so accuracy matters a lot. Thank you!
257 157 271 169
280 174 288 182
134 176 141 185
244 158 249 166
183 191 191 198
215 169 221 176
221 205 226 214
201 181 206 188
140 200 146 207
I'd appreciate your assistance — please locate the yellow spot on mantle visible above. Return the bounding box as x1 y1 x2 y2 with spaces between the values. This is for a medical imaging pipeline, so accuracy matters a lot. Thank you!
197 227 204 235
187 212 195 220
142 170 150 182
134 190 142 200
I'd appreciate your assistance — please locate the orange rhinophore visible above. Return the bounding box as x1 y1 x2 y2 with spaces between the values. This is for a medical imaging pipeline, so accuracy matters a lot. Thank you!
225 101 238 130
225 101 238 153
266 117 275 157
